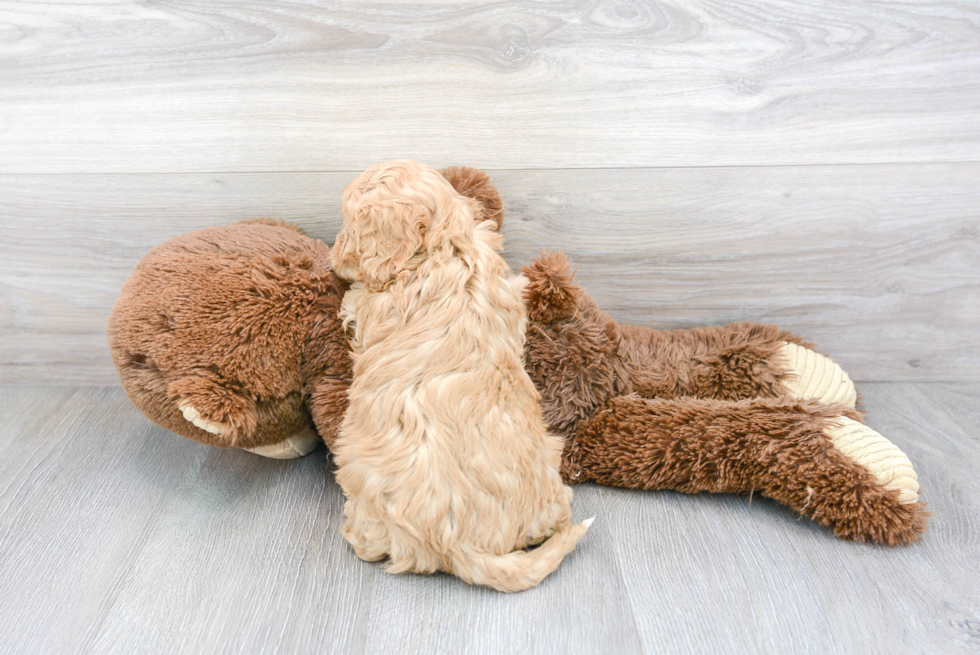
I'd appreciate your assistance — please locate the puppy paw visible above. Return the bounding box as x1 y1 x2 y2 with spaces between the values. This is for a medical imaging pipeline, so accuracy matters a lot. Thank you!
179 403 230 435
826 416 919 504
245 426 320 459
779 342 857 407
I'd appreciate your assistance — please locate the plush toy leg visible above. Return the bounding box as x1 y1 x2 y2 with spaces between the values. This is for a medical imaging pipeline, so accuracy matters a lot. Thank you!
566 395 927 545
824 416 919 504
617 322 803 401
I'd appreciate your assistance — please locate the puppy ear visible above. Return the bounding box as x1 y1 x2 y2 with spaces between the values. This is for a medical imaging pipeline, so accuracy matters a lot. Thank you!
441 166 504 231
424 191 480 254
349 201 429 287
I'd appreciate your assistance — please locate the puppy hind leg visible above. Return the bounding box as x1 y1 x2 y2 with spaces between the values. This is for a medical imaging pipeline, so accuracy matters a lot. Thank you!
341 500 391 563
524 483 575 547
384 532 441 576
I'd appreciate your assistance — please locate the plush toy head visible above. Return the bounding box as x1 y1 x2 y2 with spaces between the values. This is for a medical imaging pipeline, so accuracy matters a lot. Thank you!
331 160 486 287
108 166 506 455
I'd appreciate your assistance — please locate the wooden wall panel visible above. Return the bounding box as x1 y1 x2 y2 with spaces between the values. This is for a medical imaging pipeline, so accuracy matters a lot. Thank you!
0 0 978 172
1 163 977 384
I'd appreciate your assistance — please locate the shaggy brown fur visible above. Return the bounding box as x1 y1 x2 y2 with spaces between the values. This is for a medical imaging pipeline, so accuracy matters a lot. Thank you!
108 218 351 450
440 166 504 231
520 253 927 545
108 166 928 547
571 397 927 546
330 160 587 592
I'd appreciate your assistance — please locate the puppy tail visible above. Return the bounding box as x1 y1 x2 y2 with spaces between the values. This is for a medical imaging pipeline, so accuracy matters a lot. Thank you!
451 517 593 593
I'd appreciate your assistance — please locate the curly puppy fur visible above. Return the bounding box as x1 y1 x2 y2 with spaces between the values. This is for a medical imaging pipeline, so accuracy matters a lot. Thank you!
330 160 589 592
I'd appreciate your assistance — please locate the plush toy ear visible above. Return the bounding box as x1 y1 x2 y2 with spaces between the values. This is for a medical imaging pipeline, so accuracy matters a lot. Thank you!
521 251 582 323
441 166 504 231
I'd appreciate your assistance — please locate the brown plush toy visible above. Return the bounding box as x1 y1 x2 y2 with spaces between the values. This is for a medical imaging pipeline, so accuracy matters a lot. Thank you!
108 166 927 547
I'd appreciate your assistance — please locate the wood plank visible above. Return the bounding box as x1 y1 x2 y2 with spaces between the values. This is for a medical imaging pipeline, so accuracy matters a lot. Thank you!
0 387 372 654
0 387 641 654
600 381 980 654
1 1 979 173
0 384 977 653
0 388 217 653
353 486 643 655
2 163 978 384
499 165 980 383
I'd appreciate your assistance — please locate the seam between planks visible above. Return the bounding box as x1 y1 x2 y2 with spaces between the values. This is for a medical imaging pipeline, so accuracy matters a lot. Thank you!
1 160 979 177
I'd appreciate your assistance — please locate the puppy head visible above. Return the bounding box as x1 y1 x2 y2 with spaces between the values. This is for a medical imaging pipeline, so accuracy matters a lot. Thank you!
331 160 480 286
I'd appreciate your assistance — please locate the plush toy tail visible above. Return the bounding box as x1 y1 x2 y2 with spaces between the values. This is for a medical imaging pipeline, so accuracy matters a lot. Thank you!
451 518 593 593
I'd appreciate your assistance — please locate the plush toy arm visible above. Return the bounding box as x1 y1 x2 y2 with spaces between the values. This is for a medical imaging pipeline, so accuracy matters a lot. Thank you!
617 321 796 401
616 322 858 407
564 395 926 545
112 354 318 457
521 251 858 417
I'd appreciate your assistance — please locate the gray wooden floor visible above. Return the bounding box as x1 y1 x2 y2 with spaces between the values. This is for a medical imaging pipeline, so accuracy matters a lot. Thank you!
2 2 979 653
1 383 977 654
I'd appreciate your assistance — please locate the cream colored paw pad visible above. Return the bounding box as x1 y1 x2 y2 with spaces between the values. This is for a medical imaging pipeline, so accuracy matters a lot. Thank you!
780 342 857 407
246 426 320 460
179 403 230 435
826 416 919 504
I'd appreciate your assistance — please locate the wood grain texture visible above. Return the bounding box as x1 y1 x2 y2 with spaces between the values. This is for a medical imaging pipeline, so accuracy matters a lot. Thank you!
2 163 977 384
582 381 980 654
0 387 639 655
0 383 977 653
1 0 979 173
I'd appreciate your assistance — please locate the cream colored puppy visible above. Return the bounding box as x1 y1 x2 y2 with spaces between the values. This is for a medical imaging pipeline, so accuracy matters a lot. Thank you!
331 160 590 593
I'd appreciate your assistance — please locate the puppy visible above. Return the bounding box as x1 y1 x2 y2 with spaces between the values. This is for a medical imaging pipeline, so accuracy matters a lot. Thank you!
330 160 590 592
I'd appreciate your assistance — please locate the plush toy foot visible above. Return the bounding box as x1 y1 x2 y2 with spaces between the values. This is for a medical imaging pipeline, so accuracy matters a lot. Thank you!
826 416 919 504
179 402 230 435
779 342 857 407
244 426 320 459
